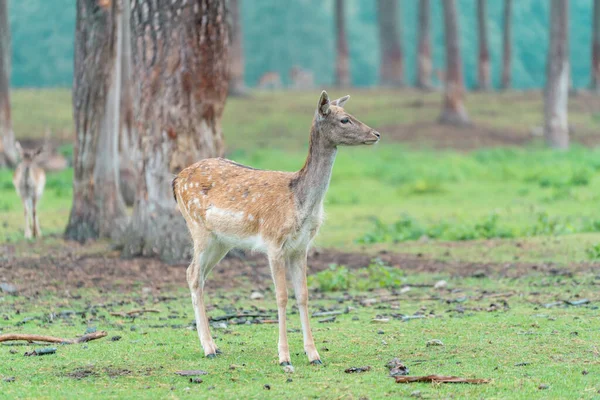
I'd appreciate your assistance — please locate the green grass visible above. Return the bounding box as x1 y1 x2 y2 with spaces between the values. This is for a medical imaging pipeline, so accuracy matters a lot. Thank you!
1 265 599 399
3 88 600 398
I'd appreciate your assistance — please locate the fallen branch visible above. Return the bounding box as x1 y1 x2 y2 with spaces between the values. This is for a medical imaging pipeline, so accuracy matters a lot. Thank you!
109 309 160 317
0 331 108 344
395 375 490 384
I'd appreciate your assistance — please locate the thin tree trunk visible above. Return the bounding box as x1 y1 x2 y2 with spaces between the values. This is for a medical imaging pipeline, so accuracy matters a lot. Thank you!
501 0 512 90
476 0 491 91
228 0 246 95
335 0 350 87
544 0 569 150
591 0 600 91
377 0 403 87
121 0 229 263
439 0 469 126
65 0 126 242
119 0 138 206
416 0 432 90
0 0 16 167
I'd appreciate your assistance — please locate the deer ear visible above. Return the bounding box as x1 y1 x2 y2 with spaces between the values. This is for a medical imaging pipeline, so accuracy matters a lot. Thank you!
317 90 330 118
330 95 350 108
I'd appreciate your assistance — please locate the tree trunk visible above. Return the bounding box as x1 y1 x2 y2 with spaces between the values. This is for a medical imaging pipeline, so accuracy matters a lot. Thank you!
501 0 512 90
591 0 600 91
65 0 126 242
0 0 16 167
335 0 350 87
544 0 569 150
476 0 491 91
439 0 469 126
228 0 246 95
377 0 403 87
119 0 139 207
121 0 229 263
416 0 432 90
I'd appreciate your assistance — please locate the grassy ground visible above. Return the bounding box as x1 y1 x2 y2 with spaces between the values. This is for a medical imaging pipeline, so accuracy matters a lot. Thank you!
2 264 599 399
2 88 600 398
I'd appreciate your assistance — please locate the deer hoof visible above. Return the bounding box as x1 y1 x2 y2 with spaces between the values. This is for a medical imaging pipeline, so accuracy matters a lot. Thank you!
280 361 292 366
310 359 323 365
206 353 217 359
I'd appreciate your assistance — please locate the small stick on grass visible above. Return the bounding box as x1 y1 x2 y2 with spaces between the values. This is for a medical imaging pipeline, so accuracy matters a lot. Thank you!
109 309 161 317
0 331 108 344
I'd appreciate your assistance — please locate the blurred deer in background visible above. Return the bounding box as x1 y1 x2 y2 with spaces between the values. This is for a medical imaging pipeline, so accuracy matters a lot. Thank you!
173 91 380 369
12 142 46 239
256 71 283 90
289 66 314 90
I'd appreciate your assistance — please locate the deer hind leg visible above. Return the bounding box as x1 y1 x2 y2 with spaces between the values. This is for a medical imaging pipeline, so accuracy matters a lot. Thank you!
32 196 41 238
268 249 291 367
187 234 230 358
288 250 321 364
23 198 32 239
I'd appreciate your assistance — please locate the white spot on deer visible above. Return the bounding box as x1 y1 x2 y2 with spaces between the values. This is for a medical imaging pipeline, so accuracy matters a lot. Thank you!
248 214 255 221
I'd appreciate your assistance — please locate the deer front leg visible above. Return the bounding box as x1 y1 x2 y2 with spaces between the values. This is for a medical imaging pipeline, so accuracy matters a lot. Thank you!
32 197 41 238
289 250 321 364
23 199 32 239
268 251 291 366
187 238 229 358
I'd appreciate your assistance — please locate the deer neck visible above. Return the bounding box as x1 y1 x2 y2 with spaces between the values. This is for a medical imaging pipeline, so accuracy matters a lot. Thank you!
293 122 337 218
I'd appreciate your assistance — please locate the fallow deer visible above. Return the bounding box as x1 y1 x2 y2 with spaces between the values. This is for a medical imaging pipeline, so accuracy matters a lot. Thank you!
289 66 314 90
173 91 380 369
12 142 46 239
257 71 283 90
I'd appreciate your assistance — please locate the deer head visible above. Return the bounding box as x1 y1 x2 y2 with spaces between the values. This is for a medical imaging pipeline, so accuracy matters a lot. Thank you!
314 91 380 147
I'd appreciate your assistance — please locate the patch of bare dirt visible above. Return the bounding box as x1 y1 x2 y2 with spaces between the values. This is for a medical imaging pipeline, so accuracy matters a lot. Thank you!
1 241 597 296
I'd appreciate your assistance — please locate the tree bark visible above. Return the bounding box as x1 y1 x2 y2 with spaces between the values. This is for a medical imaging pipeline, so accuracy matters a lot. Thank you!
335 0 350 87
544 0 569 150
0 0 16 167
439 0 469 126
476 0 491 91
501 0 512 90
377 0 403 87
415 0 432 90
65 0 126 242
121 0 229 263
119 0 139 206
228 0 246 95
591 0 600 91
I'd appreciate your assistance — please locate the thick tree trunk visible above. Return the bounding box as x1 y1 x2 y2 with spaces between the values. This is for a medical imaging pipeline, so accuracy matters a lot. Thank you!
65 0 126 242
476 0 491 91
377 0 403 87
416 0 432 90
121 0 229 263
119 0 138 206
0 0 16 167
501 0 512 90
544 0 569 150
335 0 350 87
439 0 469 126
591 0 600 91
228 0 246 95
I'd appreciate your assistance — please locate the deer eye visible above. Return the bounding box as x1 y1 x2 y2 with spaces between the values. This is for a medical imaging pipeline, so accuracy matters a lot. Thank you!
341 118 350 124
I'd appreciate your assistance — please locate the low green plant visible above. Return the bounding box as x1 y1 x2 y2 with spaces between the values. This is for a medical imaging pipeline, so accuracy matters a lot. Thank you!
308 260 405 292
585 243 600 260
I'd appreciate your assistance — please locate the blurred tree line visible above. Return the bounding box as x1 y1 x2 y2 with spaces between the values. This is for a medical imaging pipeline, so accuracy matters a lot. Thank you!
6 0 596 89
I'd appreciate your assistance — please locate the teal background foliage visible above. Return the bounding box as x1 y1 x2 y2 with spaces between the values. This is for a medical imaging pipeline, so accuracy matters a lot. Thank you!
7 0 594 89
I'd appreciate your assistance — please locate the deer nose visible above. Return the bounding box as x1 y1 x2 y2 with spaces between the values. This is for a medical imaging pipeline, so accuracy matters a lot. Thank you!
372 131 381 139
